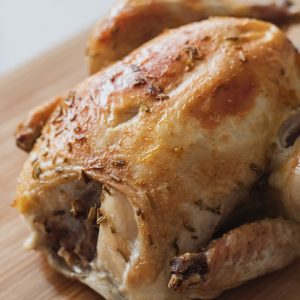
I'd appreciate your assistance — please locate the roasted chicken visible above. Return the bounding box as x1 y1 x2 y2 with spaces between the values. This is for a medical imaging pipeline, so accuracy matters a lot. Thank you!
87 0 300 74
15 1 300 300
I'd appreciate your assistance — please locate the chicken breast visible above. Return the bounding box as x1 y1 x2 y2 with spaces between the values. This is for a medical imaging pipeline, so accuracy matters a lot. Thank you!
15 17 300 299
87 0 300 74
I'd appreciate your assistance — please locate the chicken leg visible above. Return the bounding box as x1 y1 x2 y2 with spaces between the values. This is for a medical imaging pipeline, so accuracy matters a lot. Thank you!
169 218 300 299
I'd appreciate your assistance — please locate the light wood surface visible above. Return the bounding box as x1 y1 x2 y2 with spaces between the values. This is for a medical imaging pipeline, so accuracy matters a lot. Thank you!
1 23 300 300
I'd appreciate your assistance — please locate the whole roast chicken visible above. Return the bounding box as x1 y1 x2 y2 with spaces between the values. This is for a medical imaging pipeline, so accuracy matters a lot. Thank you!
15 0 300 299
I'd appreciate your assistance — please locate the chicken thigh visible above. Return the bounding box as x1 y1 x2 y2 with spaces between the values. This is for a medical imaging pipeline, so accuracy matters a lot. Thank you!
87 0 300 74
15 16 300 300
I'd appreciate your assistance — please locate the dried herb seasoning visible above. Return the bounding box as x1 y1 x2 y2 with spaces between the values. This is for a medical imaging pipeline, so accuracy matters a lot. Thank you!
81 170 91 184
144 192 153 209
225 36 239 42
130 64 141 72
52 156 58 165
140 102 151 113
32 165 42 179
96 208 107 225
96 215 107 225
65 97 75 107
55 166 64 174
133 77 147 87
67 142 73 153
70 201 78 217
112 159 126 167
52 106 64 124
183 222 196 232
156 93 169 101
201 36 211 42
183 46 203 70
238 51 247 63
74 126 82 134
70 113 77 122
87 206 97 224
41 151 49 158
75 135 87 142
88 165 104 171
103 185 111 195
194 199 221 215
146 85 163 96
249 163 263 177
65 91 76 107
111 174 122 182
54 129 64 137
185 46 202 60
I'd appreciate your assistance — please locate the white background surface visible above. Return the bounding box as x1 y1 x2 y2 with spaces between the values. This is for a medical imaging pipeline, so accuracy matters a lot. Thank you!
0 0 115 75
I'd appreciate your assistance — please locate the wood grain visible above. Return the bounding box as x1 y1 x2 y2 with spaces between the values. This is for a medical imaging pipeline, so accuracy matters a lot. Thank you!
0 22 300 300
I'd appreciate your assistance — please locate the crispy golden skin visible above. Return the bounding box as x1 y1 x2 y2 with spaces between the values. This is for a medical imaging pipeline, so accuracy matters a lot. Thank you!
87 0 300 74
16 17 300 299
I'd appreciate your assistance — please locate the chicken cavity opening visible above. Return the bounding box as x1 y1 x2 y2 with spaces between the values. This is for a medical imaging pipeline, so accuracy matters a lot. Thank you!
279 111 300 148
32 178 102 275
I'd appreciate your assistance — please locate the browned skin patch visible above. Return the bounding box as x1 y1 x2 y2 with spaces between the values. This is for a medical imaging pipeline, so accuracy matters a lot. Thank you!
189 68 258 129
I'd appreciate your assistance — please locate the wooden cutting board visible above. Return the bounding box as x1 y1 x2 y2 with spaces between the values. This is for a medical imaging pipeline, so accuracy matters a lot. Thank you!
1 23 300 300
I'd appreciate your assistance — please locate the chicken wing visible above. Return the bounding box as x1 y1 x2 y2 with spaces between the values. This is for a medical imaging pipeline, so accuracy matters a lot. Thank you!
15 97 61 152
